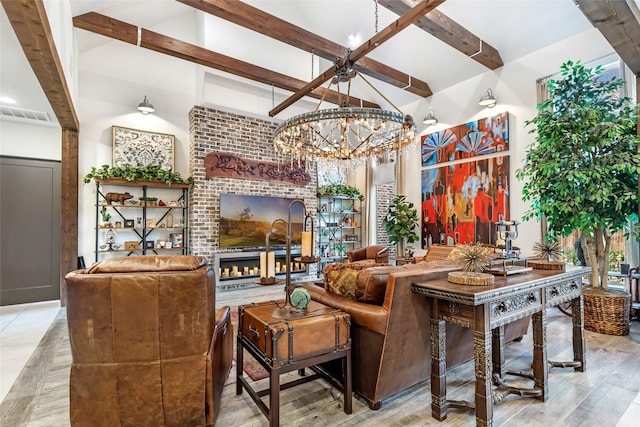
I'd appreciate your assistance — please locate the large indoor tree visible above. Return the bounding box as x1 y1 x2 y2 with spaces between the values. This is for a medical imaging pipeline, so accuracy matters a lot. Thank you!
517 60 640 289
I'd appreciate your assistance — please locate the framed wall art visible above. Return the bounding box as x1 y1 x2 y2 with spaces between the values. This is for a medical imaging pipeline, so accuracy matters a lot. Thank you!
112 126 175 170
421 155 510 248
421 112 509 167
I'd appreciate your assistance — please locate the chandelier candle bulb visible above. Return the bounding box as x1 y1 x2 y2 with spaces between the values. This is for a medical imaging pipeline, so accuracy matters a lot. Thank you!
301 231 312 257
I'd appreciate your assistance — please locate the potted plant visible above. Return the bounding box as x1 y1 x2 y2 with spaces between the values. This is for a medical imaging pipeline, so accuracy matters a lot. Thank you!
333 243 347 257
100 206 112 228
516 60 640 335
382 195 419 259
317 184 363 200
84 163 194 186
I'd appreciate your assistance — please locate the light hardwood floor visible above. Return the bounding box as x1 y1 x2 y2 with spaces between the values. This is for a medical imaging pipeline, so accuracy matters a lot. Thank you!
1 283 639 426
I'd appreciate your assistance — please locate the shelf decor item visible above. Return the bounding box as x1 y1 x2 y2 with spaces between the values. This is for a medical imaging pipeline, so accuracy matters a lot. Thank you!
125 241 139 250
447 242 495 286
170 232 183 248
516 60 640 335
529 238 565 270
99 206 112 228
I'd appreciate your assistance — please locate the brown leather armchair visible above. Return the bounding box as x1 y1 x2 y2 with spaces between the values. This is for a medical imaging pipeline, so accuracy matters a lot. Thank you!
304 261 530 409
347 245 389 264
65 255 233 426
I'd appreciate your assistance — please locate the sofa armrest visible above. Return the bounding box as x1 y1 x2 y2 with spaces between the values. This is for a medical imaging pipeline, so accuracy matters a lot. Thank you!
304 284 388 335
347 247 366 263
374 247 389 263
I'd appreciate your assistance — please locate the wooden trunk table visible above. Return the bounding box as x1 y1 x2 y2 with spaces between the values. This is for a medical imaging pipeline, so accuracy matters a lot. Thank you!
412 266 590 427
236 300 352 427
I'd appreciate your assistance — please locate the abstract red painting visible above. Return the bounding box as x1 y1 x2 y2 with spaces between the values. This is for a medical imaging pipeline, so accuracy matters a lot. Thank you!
421 155 509 248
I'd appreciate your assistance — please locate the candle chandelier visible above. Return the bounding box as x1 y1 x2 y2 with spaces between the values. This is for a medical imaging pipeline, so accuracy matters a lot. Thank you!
272 0 418 167
273 97 417 166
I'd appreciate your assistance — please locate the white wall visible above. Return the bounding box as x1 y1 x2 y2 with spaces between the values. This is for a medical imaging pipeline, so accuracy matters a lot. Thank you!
0 120 61 160
400 28 614 257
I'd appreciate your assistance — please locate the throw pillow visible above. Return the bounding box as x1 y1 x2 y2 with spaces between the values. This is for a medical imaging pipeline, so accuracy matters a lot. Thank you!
355 261 455 305
424 244 456 261
355 265 398 305
324 262 387 300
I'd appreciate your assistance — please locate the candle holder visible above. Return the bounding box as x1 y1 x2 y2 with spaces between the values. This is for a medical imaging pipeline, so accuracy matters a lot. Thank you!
486 220 531 275
259 218 286 285
296 213 318 264
271 200 320 320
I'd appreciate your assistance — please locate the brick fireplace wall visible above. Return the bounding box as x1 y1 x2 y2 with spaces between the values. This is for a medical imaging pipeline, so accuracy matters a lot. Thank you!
188 106 317 263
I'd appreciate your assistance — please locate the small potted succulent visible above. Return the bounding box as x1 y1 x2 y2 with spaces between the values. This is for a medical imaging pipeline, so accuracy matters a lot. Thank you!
100 206 112 228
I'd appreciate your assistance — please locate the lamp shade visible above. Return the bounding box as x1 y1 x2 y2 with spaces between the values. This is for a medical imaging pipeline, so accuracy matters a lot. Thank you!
478 89 497 108
137 96 155 114
422 110 438 126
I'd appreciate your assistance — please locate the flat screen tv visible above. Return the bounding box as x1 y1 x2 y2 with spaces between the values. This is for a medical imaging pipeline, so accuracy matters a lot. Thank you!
219 193 305 249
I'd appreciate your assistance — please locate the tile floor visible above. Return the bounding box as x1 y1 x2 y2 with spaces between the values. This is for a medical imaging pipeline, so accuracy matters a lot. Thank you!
1 300 639 426
0 300 61 403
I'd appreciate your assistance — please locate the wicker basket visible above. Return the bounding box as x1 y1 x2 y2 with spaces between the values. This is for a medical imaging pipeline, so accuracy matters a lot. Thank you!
583 287 630 336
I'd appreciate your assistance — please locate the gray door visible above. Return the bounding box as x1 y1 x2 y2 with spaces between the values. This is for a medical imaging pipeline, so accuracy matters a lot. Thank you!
1 156 61 305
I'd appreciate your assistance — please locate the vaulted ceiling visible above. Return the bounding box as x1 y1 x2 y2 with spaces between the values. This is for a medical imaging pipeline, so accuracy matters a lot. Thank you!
2 0 640 124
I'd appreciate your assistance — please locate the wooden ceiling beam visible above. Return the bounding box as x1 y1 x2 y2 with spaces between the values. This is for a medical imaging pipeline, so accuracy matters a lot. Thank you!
2 0 80 301
72 13 379 109
1 0 79 130
177 0 432 98
379 0 503 70
575 0 640 76
269 0 443 117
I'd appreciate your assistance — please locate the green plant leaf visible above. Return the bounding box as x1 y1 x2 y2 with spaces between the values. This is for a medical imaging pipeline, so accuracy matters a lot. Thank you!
517 60 640 287
83 163 194 186
382 195 419 245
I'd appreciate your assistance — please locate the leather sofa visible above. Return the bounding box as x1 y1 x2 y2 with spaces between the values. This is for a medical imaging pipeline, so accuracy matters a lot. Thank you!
347 245 389 264
303 260 530 409
65 255 233 426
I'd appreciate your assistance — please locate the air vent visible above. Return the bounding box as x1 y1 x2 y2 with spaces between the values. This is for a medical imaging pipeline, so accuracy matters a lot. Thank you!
0 105 51 122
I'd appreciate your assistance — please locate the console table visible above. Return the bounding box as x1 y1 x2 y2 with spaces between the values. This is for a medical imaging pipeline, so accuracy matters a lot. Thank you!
412 266 590 426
